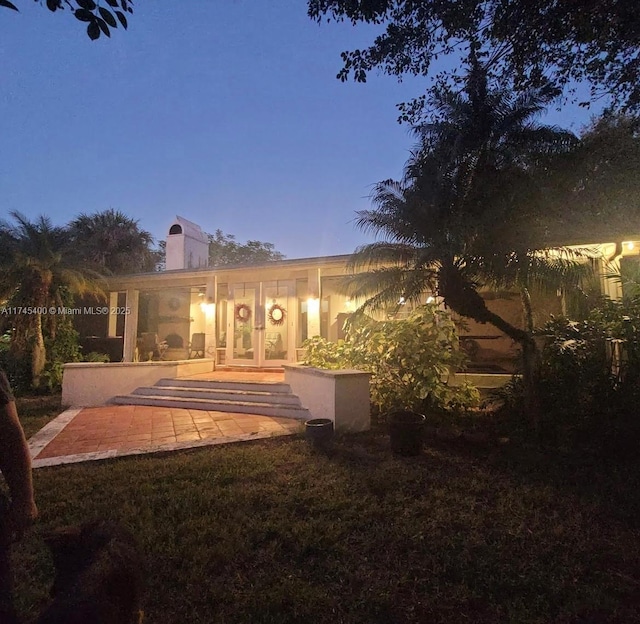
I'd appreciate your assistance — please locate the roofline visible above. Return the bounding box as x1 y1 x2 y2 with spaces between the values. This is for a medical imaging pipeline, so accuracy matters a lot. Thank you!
105 253 353 288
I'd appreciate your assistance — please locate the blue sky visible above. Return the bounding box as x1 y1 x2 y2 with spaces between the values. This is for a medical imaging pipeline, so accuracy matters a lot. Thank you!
1 0 600 259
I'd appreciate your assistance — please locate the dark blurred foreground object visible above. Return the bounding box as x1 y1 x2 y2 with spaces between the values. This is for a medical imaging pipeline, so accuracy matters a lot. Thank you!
35 520 145 624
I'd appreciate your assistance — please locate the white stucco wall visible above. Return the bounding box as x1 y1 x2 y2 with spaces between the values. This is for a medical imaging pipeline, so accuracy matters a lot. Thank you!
284 365 371 432
62 359 215 407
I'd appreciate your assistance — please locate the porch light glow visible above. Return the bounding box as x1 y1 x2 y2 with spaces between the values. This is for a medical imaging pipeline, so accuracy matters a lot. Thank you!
626 241 635 251
426 296 435 304
306 297 320 314
398 296 406 305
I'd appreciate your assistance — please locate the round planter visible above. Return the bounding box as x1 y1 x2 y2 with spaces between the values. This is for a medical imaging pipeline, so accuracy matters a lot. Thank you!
305 418 334 448
388 410 426 456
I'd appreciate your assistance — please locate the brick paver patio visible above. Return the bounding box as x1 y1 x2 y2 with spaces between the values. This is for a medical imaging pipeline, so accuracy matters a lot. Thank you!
30 405 302 468
28 370 303 468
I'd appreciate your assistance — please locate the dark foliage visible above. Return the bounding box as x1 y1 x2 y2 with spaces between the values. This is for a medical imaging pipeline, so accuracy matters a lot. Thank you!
2 0 133 40
207 229 285 267
309 0 640 119
67 209 161 275
499 296 640 453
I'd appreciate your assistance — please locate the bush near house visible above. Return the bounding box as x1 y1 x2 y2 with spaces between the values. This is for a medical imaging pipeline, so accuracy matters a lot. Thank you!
0 314 85 395
0 332 31 395
40 317 83 392
302 304 480 416
1 320 108 395
499 296 640 451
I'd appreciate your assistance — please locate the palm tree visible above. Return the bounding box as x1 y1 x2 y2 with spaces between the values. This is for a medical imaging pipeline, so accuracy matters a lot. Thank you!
67 209 160 275
345 61 590 426
0 212 105 387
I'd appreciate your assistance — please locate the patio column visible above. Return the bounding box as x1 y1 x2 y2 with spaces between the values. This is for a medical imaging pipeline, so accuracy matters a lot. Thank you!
307 268 321 338
107 292 119 337
122 289 140 362
204 276 216 357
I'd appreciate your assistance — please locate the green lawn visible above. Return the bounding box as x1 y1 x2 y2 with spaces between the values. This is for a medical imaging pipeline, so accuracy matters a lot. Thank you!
16 394 62 439
9 399 640 623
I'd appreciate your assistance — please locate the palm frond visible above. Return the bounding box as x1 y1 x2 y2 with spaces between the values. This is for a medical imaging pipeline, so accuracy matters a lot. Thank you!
342 266 438 314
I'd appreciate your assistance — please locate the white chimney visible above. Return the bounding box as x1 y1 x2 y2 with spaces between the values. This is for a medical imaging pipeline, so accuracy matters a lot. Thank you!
165 216 209 270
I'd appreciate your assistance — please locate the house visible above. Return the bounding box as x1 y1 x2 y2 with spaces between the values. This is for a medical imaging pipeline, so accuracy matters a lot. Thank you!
100 217 640 370
99 217 358 367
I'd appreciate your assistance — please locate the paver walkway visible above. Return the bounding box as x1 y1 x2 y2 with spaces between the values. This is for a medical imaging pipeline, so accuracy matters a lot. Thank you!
29 369 303 468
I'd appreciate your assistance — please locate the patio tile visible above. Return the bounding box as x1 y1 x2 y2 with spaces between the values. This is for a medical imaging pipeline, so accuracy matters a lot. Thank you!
175 432 202 442
198 431 225 439
152 435 178 444
152 425 176 433
30 370 303 466
192 417 214 424
196 423 221 432
126 434 153 443
174 430 196 438
218 429 243 437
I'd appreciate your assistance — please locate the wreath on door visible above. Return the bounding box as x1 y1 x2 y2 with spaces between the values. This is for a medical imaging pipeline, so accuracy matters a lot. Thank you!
267 303 286 326
235 303 252 324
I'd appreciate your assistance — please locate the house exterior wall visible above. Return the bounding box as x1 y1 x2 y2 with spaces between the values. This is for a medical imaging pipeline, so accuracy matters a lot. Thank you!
106 255 354 365
101 239 640 369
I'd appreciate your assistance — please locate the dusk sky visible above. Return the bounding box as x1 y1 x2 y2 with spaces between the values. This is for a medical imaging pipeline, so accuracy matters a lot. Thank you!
1 1 601 260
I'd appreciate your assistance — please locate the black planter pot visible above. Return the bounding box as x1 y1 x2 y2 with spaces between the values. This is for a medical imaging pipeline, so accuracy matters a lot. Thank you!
388 410 426 456
305 418 334 448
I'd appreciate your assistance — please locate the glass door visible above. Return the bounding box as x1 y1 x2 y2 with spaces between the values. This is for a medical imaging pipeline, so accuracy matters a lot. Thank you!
261 281 294 366
227 281 295 366
228 284 259 366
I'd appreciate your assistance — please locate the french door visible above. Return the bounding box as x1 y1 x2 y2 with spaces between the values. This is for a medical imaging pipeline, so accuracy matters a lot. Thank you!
227 281 295 366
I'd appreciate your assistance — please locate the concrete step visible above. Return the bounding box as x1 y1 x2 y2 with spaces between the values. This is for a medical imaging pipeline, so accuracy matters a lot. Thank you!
111 393 310 420
155 378 292 394
131 385 303 406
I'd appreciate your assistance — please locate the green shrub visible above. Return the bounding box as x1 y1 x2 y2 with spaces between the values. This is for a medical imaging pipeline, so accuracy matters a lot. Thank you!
41 318 82 392
302 335 348 370
508 296 640 450
0 349 32 396
302 304 480 415
83 351 111 363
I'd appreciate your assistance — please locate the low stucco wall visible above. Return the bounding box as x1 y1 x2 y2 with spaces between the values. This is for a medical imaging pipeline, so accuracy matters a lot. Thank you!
283 365 371 432
62 359 215 407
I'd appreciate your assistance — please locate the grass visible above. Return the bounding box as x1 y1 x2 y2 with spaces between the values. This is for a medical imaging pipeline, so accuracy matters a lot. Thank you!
8 400 640 623
16 394 62 439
